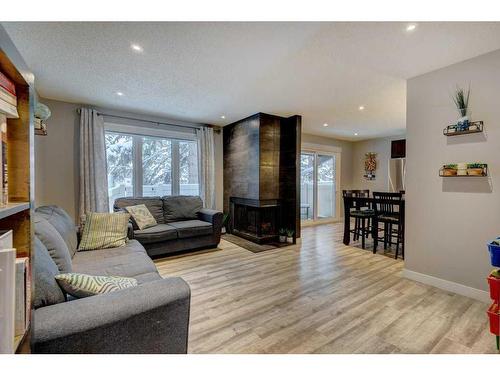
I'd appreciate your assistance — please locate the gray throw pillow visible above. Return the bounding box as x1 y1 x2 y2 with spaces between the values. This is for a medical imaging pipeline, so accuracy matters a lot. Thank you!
114 197 165 225
33 237 66 308
34 214 73 273
163 196 203 222
36 205 78 258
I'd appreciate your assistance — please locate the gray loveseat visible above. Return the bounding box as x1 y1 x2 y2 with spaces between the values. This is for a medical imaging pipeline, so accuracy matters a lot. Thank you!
114 196 223 257
33 205 191 354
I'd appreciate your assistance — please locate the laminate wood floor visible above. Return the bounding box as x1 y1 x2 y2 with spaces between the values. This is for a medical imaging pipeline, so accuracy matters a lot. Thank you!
154 223 496 354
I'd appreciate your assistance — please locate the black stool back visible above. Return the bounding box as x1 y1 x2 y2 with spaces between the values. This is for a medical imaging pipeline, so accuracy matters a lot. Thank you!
372 191 404 259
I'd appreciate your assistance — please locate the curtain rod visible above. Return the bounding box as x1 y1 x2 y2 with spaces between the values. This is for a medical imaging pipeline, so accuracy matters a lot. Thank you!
99 113 204 130
76 108 220 132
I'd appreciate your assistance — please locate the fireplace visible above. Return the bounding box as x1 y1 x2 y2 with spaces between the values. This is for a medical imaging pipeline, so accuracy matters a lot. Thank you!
224 112 301 245
230 197 280 244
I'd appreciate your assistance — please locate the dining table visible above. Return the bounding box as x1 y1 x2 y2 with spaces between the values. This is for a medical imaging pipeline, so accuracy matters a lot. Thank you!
342 195 405 247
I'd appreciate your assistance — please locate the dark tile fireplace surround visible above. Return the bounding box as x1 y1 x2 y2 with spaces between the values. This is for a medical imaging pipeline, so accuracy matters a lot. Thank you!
223 112 301 244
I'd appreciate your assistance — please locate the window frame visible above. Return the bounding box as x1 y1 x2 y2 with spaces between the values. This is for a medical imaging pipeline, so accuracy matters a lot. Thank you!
104 122 199 199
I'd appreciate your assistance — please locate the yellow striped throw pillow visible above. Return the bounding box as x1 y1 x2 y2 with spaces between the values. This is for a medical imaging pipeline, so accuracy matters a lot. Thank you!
55 273 138 298
78 212 130 251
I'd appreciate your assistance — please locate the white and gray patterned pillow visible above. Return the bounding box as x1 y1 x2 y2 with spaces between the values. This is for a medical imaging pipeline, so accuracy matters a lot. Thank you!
55 273 138 298
125 204 157 230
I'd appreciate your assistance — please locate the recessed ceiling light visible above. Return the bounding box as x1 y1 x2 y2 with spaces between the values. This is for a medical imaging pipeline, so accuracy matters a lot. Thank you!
354 133 358 136
221 115 226 119
406 24 417 32
116 91 124 96
323 123 329 127
130 43 143 53
358 106 365 111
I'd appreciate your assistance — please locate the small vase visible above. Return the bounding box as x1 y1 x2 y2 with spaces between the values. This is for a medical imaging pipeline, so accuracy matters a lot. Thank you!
286 236 293 244
279 235 287 243
488 242 500 267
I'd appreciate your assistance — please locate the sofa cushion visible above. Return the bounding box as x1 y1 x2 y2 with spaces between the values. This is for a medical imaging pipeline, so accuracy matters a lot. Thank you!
33 237 66 308
34 214 73 273
163 196 203 222
55 273 138 299
114 197 165 226
125 204 157 230
169 220 213 239
72 239 157 277
134 224 178 244
36 205 78 258
78 212 130 251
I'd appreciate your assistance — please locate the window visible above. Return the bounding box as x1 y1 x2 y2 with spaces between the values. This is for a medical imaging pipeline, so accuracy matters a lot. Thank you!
105 127 199 209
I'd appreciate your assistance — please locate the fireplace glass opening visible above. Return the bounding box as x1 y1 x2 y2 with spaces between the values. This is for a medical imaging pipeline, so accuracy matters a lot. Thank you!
230 197 280 244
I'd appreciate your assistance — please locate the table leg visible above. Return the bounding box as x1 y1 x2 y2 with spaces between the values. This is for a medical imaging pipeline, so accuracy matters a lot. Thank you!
343 204 350 245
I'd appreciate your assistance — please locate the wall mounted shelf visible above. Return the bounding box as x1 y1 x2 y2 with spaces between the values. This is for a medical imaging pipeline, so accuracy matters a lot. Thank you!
439 164 488 177
443 121 484 136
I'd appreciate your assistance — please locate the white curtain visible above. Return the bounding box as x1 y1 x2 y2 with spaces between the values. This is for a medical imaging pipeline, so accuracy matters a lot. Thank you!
196 127 216 209
79 108 109 220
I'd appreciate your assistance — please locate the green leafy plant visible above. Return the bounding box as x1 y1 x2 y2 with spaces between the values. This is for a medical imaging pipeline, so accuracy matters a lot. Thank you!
222 213 230 227
467 163 485 169
279 228 286 235
443 163 457 169
286 229 295 237
452 85 470 117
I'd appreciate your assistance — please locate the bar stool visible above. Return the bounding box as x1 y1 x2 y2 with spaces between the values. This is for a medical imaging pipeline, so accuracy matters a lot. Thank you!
343 190 374 249
372 191 404 259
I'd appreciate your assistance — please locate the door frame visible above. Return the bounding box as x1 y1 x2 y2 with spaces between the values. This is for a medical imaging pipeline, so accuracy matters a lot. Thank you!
301 144 342 226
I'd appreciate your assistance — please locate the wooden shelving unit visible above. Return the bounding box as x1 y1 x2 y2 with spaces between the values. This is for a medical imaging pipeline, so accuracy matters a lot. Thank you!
0 202 30 220
0 36 35 353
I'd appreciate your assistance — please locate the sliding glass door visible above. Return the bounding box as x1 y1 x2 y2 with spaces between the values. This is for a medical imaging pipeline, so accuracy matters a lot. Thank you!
300 153 315 221
317 154 335 219
300 150 339 223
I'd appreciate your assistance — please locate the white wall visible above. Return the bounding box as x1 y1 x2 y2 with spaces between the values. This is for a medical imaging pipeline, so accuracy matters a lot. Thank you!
35 99 80 220
35 98 224 221
351 135 405 192
405 49 500 296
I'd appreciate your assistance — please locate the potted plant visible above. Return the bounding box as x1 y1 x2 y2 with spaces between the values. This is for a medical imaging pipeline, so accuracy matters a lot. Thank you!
452 85 470 131
467 163 486 176
279 228 287 243
221 213 230 234
286 229 294 244
442 164 457 176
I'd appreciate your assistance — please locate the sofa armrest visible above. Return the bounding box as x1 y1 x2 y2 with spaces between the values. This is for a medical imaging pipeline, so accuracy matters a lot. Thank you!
198 208 223 228
127 222 135 239
33 277 191 354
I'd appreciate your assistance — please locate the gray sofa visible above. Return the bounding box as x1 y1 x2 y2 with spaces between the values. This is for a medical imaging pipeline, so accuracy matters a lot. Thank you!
114 196 223 257
33 205 191 354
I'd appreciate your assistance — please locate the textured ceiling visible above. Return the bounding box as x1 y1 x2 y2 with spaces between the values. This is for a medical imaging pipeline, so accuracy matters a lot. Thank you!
3 22 500 140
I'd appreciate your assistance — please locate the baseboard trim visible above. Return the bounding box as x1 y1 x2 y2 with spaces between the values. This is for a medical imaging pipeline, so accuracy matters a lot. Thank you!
402 269 490 303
